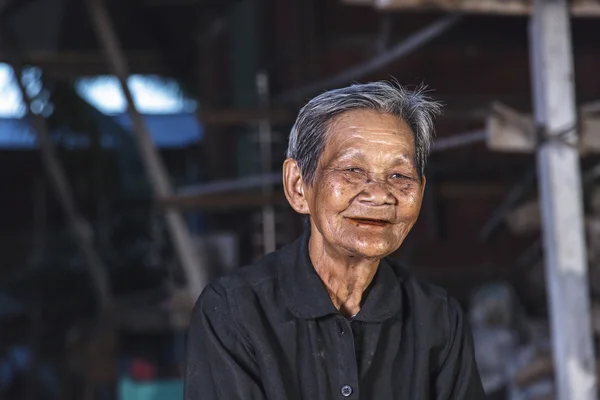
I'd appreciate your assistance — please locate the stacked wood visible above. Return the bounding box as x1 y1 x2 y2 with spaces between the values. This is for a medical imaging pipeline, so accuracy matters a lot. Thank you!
505 200 540 235
513 353 554 388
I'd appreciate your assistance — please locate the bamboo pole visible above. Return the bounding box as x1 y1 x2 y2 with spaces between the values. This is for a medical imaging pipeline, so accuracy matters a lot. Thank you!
9 62 113 312
85 0 207 300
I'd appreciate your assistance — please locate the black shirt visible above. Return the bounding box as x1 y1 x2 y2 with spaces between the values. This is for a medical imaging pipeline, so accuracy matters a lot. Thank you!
185 231 486 399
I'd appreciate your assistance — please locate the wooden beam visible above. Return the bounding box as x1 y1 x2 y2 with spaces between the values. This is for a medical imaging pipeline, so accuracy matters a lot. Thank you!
274 14 462 103
12 51 166 78
505 199 540 235
160 191 288 211
197 108 294 126
514 356 600 391
486 102 600 154
486 102 537 153
351 0 600 17
160 182 512 211
342 0 373 4
86 0 207 300
438 182 511 198
141 0 205 5
196 97 537 127
6 62 113 312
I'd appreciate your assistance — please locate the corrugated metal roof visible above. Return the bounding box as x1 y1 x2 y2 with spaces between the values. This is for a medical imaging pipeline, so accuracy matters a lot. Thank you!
0 112 203 150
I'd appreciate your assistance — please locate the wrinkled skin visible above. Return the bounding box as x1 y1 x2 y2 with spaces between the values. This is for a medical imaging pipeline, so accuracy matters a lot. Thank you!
284 109 425 261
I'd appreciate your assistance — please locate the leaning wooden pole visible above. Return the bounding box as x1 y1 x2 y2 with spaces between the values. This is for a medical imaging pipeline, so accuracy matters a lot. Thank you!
85 0 206 300
529 0 597 398
9 63 113 313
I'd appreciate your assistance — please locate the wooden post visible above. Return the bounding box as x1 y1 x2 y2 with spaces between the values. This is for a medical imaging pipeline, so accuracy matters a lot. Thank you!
30 177 46 266
256 71 276 254
85 0 207 300
9 63 113 313
529 0 597 398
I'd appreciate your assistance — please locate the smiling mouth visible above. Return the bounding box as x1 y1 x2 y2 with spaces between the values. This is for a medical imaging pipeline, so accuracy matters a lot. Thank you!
348 218 391 227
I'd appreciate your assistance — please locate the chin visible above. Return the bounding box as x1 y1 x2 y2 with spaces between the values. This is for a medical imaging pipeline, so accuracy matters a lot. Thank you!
344 239 399 259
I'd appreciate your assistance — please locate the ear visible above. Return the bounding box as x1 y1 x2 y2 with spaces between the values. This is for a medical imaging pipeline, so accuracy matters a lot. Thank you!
282 158 310 215
420 175 427 197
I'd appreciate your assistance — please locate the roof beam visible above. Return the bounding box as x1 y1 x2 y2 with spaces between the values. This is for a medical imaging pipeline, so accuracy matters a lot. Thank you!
160 181 513 211
274 14 462 104
10 51 165 79
346 0 600 17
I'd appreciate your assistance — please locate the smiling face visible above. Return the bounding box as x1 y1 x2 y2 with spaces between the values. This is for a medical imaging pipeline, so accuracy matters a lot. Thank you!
283 109 426 259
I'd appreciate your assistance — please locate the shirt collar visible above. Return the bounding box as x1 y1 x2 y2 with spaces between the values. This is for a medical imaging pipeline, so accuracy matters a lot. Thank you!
278 230 403 322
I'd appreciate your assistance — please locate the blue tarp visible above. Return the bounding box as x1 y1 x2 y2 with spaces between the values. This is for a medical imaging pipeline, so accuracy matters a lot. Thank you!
0 113 203 150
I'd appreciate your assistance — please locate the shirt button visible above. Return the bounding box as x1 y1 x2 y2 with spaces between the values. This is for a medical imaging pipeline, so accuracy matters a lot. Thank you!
340 384 353 397
337 319 346 335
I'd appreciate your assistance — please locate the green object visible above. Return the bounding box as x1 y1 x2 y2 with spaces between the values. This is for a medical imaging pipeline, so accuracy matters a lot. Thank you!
118 377 183 400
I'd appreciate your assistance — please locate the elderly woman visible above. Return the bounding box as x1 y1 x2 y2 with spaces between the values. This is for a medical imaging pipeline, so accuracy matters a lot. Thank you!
185 82 485 399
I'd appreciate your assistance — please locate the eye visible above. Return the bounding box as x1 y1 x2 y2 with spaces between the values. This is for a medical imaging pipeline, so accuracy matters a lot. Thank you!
390 173 417 182
346 167 363 173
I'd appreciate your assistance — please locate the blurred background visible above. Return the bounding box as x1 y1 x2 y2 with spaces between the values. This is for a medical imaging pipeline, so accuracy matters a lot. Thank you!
0 0 599 399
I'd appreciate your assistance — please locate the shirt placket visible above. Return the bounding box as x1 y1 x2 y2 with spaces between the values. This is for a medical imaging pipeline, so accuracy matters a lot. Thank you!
335 315 360 399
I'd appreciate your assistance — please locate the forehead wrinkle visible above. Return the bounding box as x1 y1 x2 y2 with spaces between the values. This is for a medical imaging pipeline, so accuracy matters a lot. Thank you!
329 132 415 164
330 129 414 150
341 133 408 147
326 147 416 174
331 119 415 149
326 110 413 140
346 125 409 136
321 109 417 168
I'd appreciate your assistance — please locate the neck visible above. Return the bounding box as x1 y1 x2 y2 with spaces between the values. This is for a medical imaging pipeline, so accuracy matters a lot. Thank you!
308 230 380 318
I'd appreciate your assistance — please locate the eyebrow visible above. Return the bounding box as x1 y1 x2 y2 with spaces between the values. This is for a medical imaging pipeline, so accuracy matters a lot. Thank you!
333 148 364 161
333 148 415 167
390 155 414 166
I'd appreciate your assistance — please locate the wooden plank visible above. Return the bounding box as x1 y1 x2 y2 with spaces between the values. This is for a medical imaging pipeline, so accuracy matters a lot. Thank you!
514 356 600 391
486 102 537 153
15 51 165 78
160 192 288 211
581 108 600 156
274 14 461 103
86 0 207 300
197 108 295 126
486 102 600 154
345 0 600 17
505 200 540 235
374 0 533 14
5 59 114 312
513 353 554 388
438 183 512 198
160 182 512 211
342 0 374 4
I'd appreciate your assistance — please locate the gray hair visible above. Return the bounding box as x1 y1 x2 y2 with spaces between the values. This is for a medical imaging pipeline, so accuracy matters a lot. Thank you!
286 81 441 183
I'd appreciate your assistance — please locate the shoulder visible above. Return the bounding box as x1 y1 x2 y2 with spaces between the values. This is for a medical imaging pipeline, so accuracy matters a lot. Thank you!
195 250 281 312
188 251 281 345
216 251 280 290
386 257 457 309
385 257 466 341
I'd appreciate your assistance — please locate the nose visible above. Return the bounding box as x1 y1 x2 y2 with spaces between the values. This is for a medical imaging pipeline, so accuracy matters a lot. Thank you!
357 179 396 206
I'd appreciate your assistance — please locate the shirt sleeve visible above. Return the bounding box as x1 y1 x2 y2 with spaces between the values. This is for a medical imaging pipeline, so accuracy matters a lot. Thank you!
184 282 266 400
434 297 487 400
